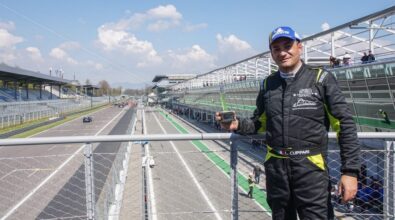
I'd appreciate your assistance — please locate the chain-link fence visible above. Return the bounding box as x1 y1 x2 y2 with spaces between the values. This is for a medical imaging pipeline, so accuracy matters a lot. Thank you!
0 98 111 129
327 140 395 220
0 134 394 219
0 108 136 220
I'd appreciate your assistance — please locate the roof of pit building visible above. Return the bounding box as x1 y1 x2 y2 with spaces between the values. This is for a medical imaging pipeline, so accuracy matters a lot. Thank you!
169 5 395 91
0 63 71 85
152 74 196 83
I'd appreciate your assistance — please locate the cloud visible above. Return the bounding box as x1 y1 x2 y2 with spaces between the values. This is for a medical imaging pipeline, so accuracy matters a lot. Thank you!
49 47 78 65
97 26 163 65
321 22 330 31
66 57 78 65
50 48 67 59
103 4 182 32
0 25 22 64
59 41 81 50
147 4 182 20
97 26 156 54
168 45 216 71
137 50 163 67
216 34 251 52
102 4 204 33
214 34 257 65
147 19 180 32
26 47 43 62
0 51 17 63
0 21 16 30
97 27 128 50
0 28 23 48
184 23 208 32
86 60 104 70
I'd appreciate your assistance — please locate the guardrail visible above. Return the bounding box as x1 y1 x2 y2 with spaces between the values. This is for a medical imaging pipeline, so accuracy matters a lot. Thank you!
0 133 394 220
0 98 109 129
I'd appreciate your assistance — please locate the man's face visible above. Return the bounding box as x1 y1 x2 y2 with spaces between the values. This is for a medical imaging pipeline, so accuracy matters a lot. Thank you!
270 38 302 71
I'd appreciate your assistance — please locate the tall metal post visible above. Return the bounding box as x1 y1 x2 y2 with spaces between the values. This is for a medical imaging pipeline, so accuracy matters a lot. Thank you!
84 143 95 220
230 139 238 220
393 140 395 220
384 140 395 220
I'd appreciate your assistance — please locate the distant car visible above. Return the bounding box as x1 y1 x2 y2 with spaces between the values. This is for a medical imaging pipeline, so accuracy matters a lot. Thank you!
83 116 93 123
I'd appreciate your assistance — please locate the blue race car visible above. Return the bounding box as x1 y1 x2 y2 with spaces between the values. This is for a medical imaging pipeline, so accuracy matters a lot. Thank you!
83 116 93 123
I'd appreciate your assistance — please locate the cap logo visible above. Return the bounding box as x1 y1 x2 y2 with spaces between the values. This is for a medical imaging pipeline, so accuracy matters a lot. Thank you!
272 28 289 38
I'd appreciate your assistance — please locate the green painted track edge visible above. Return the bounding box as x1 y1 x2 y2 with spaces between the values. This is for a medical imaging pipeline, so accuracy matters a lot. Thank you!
158 110 271 213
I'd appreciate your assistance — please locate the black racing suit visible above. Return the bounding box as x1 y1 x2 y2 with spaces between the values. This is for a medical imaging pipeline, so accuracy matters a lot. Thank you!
237 63 360 220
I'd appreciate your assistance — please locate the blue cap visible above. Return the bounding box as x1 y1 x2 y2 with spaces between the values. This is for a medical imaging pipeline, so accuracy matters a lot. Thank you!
269 26 301 45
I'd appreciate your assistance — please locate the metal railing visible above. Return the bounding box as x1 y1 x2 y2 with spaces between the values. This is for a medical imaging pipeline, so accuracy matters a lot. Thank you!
0 98 110 129
0 132 394 220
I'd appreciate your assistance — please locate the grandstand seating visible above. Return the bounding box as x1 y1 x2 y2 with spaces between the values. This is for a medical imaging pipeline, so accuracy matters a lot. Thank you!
0 88 15 102
169 58 395 132
0 88 59 102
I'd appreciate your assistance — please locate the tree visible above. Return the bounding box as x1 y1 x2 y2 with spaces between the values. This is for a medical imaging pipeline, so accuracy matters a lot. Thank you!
98 80 111 96
111 86 122 96
124 88 145 96
85 79 91 85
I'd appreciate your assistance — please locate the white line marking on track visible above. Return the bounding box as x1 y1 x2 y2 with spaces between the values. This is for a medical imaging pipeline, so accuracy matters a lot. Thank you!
47 144 58 151
27 169 39 177
1 108 125 220
0 170 17 181
0 169 52 180
162 109 271 215
152 112 223 220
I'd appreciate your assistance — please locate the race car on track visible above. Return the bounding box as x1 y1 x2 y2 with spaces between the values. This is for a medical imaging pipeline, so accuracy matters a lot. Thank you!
83 116 93 123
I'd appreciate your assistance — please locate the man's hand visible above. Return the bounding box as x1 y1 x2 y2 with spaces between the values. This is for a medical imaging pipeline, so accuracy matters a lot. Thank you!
215 112 239 131
338 174 358 203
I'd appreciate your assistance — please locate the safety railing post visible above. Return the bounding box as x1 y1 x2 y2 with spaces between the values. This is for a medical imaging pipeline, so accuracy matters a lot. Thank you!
230 138 238 220
384 140 395 220
393 140 395 220
84 143 95 220
391 140 395 220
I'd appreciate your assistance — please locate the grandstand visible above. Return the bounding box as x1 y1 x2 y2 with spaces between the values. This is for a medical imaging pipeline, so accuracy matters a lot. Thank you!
1 5 395 220
0 63 72 102
0 64 109 129
145 6 395 219
157 5 395 132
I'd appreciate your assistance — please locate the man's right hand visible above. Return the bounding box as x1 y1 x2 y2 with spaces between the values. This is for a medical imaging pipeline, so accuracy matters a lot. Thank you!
215 112 239 131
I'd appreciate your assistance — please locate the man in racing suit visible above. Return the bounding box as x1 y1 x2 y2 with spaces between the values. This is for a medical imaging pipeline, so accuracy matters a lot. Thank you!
216 26 360 219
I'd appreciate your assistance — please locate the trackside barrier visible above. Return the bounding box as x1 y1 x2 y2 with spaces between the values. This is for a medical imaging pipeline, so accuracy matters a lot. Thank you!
0 132 394 220
0 97 109 130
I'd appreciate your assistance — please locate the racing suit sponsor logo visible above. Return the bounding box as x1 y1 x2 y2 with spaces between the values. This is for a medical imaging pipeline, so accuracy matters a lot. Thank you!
293 98 316 108
292 88 318 110
277 149 311 156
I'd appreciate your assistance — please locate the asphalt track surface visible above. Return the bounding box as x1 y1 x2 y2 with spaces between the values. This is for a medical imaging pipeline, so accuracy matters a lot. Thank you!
0 106 271 219
0 106 132 219
143 108 270 220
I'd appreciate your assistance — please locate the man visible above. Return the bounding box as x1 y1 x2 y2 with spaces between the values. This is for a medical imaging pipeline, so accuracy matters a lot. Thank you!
343 52 352 66
379 109 390 124
247 173 255 198
253 164 262 184
361 52 369 64
216 26 360 219
368 50 375 63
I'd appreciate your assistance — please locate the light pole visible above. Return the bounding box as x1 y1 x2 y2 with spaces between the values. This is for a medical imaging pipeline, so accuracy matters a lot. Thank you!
107 88 110 104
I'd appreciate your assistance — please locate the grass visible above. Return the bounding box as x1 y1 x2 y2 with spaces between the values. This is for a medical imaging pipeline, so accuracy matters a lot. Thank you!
0 117 52 135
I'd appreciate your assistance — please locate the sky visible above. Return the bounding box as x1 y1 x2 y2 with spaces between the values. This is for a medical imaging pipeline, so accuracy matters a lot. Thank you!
0 1 394 89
